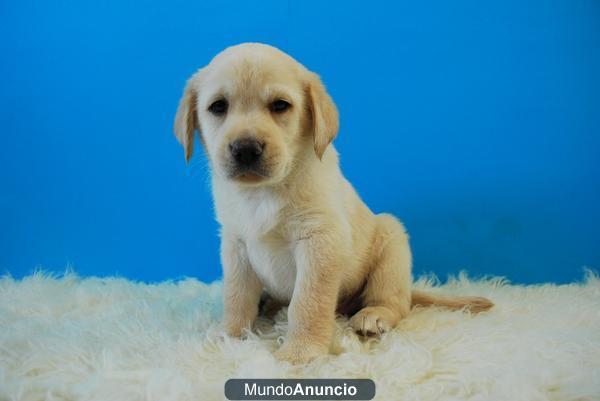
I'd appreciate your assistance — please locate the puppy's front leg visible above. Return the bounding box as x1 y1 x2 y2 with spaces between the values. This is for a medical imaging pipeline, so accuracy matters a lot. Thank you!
221 234 262 337
275 233 342 364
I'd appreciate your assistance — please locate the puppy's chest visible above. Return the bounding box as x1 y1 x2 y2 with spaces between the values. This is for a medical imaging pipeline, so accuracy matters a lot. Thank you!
245 237 297 302
218 188 297 301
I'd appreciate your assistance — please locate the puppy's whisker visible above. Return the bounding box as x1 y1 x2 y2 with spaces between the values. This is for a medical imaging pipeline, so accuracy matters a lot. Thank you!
189 160 211 182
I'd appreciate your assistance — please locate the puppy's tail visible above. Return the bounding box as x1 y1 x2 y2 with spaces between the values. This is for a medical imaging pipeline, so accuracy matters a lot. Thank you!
411 290 494 313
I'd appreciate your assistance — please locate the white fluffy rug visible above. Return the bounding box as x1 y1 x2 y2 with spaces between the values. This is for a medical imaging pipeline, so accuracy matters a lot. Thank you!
1 271 599 401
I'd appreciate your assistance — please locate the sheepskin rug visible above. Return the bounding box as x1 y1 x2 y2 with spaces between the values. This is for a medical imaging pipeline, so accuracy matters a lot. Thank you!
1 271 599 401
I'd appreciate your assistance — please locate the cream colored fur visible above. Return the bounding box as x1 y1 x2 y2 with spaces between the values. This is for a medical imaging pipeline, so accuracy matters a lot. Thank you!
174 43 493 364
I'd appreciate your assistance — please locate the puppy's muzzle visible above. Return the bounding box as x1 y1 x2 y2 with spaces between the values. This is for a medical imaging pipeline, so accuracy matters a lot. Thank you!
228 138 266 177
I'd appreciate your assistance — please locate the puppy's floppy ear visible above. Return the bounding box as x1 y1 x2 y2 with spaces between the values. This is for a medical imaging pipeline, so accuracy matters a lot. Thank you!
305 72 339 159
174 72 202 163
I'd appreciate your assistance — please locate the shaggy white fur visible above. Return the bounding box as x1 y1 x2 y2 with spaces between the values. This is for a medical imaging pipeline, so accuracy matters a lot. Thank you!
1 271 599 401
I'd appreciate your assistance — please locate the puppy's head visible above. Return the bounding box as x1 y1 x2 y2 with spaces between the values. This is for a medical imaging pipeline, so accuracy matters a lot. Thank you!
174 43 338 186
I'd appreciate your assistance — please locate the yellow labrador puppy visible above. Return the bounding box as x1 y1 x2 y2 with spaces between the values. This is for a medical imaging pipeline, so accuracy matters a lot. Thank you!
174 43 493 364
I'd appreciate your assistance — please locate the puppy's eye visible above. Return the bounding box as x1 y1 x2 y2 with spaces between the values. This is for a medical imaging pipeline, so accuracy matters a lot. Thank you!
208 99 228 115
270 99 291 113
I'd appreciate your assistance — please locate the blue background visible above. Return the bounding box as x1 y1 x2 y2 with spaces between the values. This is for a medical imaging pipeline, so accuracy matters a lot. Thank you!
1 1 599 284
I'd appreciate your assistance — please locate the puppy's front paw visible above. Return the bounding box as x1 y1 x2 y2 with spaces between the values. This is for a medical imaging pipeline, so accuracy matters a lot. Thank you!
225 325 246 338
274 341 327 365
224 317 253 338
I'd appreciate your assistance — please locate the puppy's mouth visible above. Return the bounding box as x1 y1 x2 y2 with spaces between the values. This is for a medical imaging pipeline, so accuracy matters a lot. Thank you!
227 166 269 183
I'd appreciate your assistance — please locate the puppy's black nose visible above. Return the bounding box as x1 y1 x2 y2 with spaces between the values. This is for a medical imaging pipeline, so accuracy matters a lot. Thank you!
229 138 264 166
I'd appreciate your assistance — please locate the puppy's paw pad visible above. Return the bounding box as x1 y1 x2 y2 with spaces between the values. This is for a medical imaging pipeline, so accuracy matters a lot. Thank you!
349 308 392 337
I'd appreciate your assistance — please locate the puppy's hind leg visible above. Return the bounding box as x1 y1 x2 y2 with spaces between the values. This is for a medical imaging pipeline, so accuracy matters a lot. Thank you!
350 214 412 337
